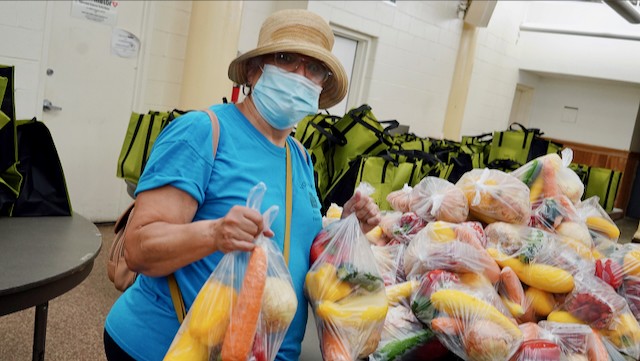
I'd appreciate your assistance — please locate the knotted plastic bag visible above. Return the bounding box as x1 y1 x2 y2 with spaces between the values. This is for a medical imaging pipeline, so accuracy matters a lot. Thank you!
422 279 523 361
403 221 500 283
456 168 531 225
305 212 388 360
576 196 621 242
164 182 297 361
378 211 427 246
511 149 584 207
409 176 469 223
386 183 412 213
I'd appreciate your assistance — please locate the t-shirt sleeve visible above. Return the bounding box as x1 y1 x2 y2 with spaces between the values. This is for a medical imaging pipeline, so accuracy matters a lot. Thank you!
135 112 215 205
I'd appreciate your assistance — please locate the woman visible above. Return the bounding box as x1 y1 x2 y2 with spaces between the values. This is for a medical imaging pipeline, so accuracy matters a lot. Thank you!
104 9 381 361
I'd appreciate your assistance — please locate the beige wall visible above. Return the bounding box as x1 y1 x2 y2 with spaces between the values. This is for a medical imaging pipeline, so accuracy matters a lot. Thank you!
179 1 243 110
139 0 640 150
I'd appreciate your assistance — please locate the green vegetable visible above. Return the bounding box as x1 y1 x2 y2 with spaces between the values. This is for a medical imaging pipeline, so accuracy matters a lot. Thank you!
518 229 545 264
336 264 383 292
411 295 437 326
538 198 563 228
522 160 542 186
372 329 433 361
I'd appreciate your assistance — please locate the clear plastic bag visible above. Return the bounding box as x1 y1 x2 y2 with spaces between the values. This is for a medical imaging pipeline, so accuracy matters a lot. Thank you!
371 243 407 287
530 195 578 232
511 149 584 207
531 197 601 262
378 211 427 246
576 196 621 241
323 203 343 228
386 184 412 213
556 272 640 359
560 272 628 329
456 168 531 225
369 304 448 361
622 274 640 320
305 213 388 360
537 321 592 360
485 225 580 295
424 281 523 361
164 183 297 361
409 176 469 224
496 266 531 321
403 221 500 283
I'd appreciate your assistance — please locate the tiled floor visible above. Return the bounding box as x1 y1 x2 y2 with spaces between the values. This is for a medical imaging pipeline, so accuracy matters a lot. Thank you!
615 216 639 244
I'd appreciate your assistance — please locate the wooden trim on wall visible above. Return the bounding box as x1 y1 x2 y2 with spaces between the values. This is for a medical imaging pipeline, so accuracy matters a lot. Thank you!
546 137 640 213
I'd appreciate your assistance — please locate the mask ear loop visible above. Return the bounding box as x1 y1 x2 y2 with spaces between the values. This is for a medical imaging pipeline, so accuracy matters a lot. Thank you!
242 83 252 96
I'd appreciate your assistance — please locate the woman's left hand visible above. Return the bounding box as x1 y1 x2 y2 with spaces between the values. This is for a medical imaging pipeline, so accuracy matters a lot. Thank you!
342 191 381 234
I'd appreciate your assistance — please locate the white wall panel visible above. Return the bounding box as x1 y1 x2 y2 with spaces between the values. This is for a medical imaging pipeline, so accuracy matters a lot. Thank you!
529 77 640 150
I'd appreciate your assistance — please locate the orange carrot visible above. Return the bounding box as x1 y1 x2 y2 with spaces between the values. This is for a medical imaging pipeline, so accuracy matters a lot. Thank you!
587 329 609 361
221 246 268 361
321 325 350 361
500 267 525 305
480 252 501 284
431 317 465 336
455 226 484 250
542 159 559 198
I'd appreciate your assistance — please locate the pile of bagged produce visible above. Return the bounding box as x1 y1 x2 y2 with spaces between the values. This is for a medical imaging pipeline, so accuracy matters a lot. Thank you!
307 149 640 360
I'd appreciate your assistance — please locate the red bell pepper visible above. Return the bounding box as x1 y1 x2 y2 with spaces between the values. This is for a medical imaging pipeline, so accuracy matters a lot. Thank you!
594 258 623 289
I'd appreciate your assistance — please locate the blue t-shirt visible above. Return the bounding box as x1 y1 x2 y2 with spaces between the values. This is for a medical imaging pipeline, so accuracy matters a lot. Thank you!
105 104 322 361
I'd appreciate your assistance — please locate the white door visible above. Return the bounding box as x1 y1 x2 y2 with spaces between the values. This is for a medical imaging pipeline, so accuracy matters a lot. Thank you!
0 0 145 221
327 35 357 117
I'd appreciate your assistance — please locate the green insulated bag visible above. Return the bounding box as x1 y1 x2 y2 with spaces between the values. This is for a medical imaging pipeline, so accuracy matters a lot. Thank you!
10 118 72 216
392 132 431 153
488 123 555 167
294 113 346 202
323 149 438 212
0 65 21 214
323 155 423 211
460 132 492 167
488 123 535 165
116 109 186 186
583 167 622 212
329 104 398 185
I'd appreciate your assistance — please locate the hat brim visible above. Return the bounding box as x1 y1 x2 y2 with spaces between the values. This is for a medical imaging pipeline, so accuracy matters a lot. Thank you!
228 41 348 109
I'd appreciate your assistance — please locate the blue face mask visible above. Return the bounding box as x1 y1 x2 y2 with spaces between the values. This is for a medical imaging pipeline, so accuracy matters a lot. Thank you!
252 64 322 130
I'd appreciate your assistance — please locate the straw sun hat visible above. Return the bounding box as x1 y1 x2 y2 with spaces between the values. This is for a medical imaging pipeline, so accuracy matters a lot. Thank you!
228 9 348 109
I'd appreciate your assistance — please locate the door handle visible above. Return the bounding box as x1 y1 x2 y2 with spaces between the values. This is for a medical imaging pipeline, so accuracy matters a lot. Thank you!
43 99 62 112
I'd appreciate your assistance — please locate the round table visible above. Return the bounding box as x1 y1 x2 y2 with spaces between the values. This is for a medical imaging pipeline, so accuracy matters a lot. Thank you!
0 213 102 361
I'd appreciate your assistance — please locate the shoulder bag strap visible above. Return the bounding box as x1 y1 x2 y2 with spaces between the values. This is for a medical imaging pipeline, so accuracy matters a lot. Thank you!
284 142 292 265
167 108 220 323
167 274 186 323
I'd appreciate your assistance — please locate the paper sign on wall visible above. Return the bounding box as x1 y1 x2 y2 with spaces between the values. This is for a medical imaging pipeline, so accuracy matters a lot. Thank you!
71 0 118 26
111 28 140 58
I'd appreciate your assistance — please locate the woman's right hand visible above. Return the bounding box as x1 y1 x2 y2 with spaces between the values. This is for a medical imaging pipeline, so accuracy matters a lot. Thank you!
212 205 274 253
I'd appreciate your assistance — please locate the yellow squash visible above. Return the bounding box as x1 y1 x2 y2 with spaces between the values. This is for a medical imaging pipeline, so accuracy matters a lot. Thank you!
586 216 620 239
500 296 524 318
599 313 640 349
488 248 574 293
385 280 418 305
547 310 585 324
524 287 555 317
305 263 352 302
188 281 237 346
316 291 388 327
427 221 457 243
430 289 521 337
623 249 640 277
163 330 209 361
